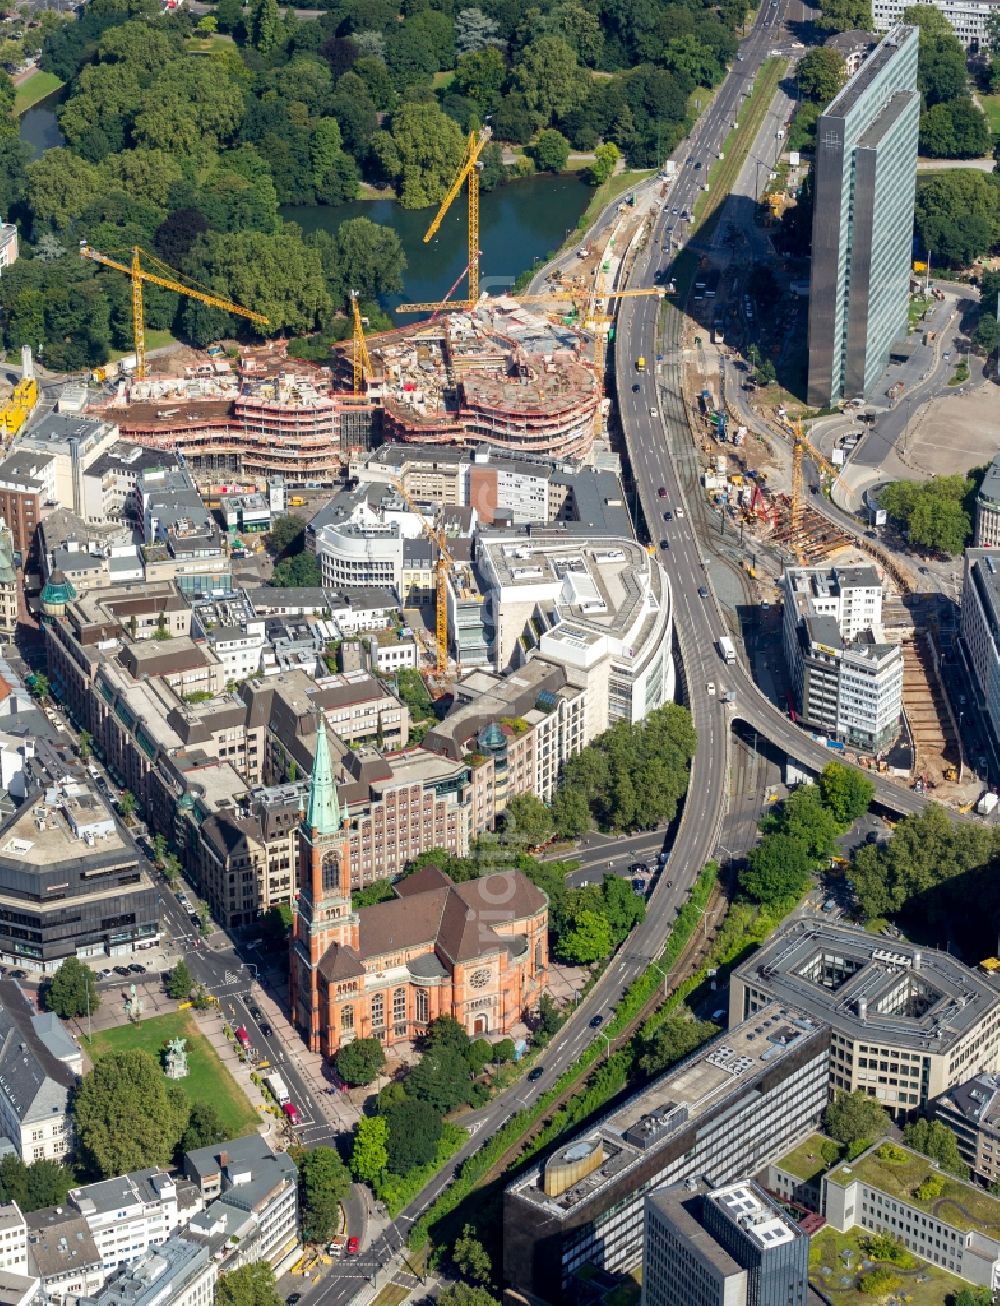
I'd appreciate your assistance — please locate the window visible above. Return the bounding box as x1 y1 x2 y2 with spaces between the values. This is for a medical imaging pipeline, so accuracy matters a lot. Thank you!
371 992 384 1027
393 987 406 1024
416 989 429 1023
340 1005 354 1031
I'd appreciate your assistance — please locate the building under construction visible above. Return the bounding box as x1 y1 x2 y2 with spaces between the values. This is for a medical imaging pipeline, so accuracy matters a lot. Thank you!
97 344 374 486
337 299 601 461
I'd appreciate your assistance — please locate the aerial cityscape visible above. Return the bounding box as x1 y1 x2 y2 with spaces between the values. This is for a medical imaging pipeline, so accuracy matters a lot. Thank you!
0 0 992 1301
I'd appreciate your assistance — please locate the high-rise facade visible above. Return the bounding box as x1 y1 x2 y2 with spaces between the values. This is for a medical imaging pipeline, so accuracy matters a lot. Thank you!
806 26 920 407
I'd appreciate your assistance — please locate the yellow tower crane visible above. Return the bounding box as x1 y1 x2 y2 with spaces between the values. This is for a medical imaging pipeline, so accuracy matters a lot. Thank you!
391 479 454 675
396 286 665 314
350 291 372 395
422 126 493 307
79 243 271 381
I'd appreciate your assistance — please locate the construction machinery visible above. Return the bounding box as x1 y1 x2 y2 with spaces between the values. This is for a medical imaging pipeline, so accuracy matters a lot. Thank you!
422 126 493 307
350 291 372 395
392 479 455 675
79 243 270 380
0 375 38 439
396 286 665 315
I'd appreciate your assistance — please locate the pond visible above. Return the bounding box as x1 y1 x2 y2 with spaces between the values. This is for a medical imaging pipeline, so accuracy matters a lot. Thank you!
19 92 65 159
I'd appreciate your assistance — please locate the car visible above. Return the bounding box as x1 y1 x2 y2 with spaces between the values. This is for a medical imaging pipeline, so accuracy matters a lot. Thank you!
918 566 929 575
657 486 667 498
694 160 701 169
249 1004 263 1020
650 407 658 417
288 1296 303 1304
260 1021 273 1037
347 1238 360 1256
665 879 673 888
527 1066 545 1081
698 585 709 598
282 1101 302 1126
663 510 672 521
628 861 645 874
99 968 113 979
865 830 879 844
675 508 684 519
660 539 670 549
944 351 951 360
128 963 145 974
632 383 640 392
114 965 130 976
589 1014 604 1028
9 970 27 980
706 682 716 696
671 208 678 215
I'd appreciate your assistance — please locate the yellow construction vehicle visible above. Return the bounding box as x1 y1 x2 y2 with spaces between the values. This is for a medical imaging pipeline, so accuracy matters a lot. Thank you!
392 479 455 675
0 375 37 438
422 126 493 306
79 243 270 380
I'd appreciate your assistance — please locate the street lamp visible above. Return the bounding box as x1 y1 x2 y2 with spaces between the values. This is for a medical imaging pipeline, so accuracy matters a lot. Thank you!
597 1030 613 1061
647 957 669 997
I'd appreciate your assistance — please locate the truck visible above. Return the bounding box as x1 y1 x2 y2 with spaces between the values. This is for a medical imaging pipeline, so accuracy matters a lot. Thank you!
265 1072 291 1106
664 160 677 178
635 356 646 372
717 636 736 664
977 792 998 817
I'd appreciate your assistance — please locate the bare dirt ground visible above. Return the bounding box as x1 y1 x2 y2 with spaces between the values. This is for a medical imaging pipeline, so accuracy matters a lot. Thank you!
895 383 1000 480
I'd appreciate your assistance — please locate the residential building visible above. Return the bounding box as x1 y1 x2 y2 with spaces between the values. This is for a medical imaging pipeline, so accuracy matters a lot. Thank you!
0 451 54 556
290 721 548 1054
0 526 16 640
503 1003 830 1304
872 0 998 46
181 1135 299 1270
806 26 920 407
25 1205 104 1303
191 593 266 684
643 1181 810 1306
781 564 903 751
477 532 674 735
0 1204 27 1276
975 456 1000 547
78 1235 215 1306
729 919 1000 1115
960 548 1000 773
139 467 229 598
823 29 877 74
0 751 159 971
68 1169 202 1273
824 1139 1000 1285
15 412 119 517
424 660 588 806
934 1072 1000 1186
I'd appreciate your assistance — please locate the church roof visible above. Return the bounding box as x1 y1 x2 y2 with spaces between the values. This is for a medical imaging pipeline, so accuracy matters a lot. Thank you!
317 945 365 983
305 716 341 835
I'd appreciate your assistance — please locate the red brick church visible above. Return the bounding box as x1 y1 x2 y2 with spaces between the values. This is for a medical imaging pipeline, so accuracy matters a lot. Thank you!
290 720 549 1055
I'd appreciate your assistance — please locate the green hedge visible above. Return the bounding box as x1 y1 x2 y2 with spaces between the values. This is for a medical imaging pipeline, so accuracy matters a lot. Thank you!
378 1124 468 1217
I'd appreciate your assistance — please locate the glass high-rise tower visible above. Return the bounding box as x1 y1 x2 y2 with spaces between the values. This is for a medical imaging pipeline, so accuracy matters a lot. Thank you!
806 25 919 408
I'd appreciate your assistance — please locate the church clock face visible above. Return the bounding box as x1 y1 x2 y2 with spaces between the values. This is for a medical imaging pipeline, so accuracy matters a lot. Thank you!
469 968 490 989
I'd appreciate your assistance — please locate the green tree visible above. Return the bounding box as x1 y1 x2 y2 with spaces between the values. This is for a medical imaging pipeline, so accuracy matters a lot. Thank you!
740 833 812 906
772 784 841 862
371 100 466 208
350 1114 389 1184
824 1090 890 1146
118 791 137 824
335 1037 386 1086
24 1159 74 1211
74 1049 189 1178
904 1118 969 1177
250 0 281 52
310 118 360 205
44 957 100 1020
502 793 555 847
179 1101 228 1153
267 513 307 556
638 1016 718 1077
438 1286 500 1306
333 217 407 304
587 141 619 185
271 552 323 587
530 128 571 172
425 1015 471 1054
78 730 93 762
296 1145 352 1241
551 786 591 838
384 1097 443 1173
453 1223 493 1284
795 47 846 103
166 960 193 1001
513 36 585 126
973 313 999 356
406 1045 471 1112
556 908 613 964
601 873 645 943
215 0 245 35
952 1289 995 1306
216 1262 283 1306
815 0 873 32
819 762 875 826
454 46 506 113
879 475 973 555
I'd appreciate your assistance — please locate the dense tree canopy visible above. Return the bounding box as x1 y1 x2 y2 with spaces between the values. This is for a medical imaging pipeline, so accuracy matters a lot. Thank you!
44 957 100 1020
795 48 845 103
335 1037 386 1086
824 1090 890 1145
73 1050 190 1178
216 1262 283 1306
295 1146 352 1241
914 171 1000 268
878 475 974 556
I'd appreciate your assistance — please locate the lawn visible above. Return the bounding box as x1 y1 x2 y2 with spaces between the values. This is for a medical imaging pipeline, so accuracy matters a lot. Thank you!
431 69 455 91
370 1286 408 1306
13 69 63 116
980 93 1000 136
809 1225 967 1306
776 1133 837 1183
829 1145 1000 1239
109 329 176 361
693 57 785 227
85 1010 259 1141
184 32 236 54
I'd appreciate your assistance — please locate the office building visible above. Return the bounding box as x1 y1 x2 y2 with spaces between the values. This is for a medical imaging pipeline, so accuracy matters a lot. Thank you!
503 1003 829 1304
477 532 674 734
78 1235 215 1306
960 548 1000 773
976 457 1000 547
307 483 412 594
643 1181 810 1306
934 1072 1000 1186
79 443 178 528
729 919 1000 1114
68 1169 202 1273
806 26 920 406
872 0 999 46
139 467 229 598
781 564 903 751
16 412 119 518
824 1139 1000 1285
0 451 54 556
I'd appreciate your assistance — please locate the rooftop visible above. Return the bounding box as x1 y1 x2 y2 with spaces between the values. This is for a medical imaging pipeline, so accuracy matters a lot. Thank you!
507 1001 823 1217
83 1235 210 1305
774 1133 837 1184
0 776 123 869
732 920 998 1053
979 453 1000 507
823 25 917 124
25 1206 101 1280
707 1180 803 1251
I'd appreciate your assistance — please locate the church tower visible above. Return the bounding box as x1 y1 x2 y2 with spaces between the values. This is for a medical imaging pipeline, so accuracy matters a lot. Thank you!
289 717 355 1052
